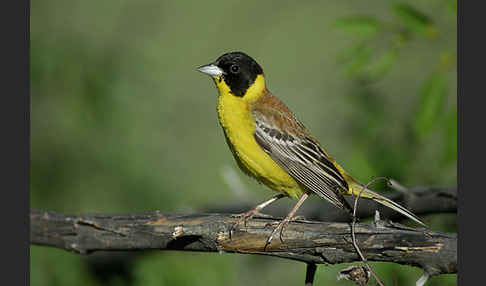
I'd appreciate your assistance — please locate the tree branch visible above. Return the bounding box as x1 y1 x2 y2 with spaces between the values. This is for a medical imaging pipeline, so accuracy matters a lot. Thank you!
30 209 456 276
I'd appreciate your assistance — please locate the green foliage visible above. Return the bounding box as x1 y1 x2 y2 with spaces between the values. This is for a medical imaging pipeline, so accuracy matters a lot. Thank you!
333 17 381 38
340 44 373 77
414 73 448 138
366 48 398 80
393 3 438 38
331 0 456 192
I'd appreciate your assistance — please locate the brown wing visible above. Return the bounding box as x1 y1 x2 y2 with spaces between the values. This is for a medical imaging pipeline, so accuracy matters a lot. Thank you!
251 91 352 211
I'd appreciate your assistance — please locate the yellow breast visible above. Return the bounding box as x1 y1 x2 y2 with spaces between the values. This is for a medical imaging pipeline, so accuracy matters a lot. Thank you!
215 77 302 198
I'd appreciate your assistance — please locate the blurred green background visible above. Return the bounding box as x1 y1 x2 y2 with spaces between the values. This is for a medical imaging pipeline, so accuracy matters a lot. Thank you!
31 0 457 285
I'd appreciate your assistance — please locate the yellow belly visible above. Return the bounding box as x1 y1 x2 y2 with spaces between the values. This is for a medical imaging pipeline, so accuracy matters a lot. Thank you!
217 92 302 198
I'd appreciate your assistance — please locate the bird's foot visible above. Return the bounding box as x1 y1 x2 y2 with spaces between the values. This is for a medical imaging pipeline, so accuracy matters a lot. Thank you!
263 217 292 251
263 192 310 251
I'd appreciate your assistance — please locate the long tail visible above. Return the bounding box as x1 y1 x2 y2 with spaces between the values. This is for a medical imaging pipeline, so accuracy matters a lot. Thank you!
348 181 427 227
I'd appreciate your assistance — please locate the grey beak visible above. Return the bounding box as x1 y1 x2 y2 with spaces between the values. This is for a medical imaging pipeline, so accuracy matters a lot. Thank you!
197 63 224 77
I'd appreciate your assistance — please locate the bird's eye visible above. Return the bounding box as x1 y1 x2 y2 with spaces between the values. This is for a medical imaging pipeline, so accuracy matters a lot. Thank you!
230 64 240 73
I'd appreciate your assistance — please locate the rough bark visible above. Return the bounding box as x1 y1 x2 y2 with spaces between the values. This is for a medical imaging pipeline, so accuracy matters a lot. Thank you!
30 209 456 276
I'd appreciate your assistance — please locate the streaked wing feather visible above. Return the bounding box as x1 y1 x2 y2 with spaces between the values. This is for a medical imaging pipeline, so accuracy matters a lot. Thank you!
252 109 351 211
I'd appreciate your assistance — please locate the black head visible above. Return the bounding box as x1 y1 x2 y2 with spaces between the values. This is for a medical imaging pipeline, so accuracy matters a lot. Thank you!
198 52 264 97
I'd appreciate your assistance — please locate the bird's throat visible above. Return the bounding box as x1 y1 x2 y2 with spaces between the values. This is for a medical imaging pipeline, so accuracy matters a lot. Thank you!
214 74 266 103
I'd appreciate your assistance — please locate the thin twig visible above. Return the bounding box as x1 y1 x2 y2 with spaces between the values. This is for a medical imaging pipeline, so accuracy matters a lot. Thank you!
351 176 390 286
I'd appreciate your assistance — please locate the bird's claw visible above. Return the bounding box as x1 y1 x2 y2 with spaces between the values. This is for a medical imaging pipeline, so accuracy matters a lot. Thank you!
263 219 290 251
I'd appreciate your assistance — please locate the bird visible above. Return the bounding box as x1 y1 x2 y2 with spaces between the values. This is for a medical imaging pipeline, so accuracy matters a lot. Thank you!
197 51 426 248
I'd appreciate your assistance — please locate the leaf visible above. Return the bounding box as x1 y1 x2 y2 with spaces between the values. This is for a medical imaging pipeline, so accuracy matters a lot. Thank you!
341 45 373 77
366 48 398 80
414 73 448 138
393 3 438 38
333 17 381 38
